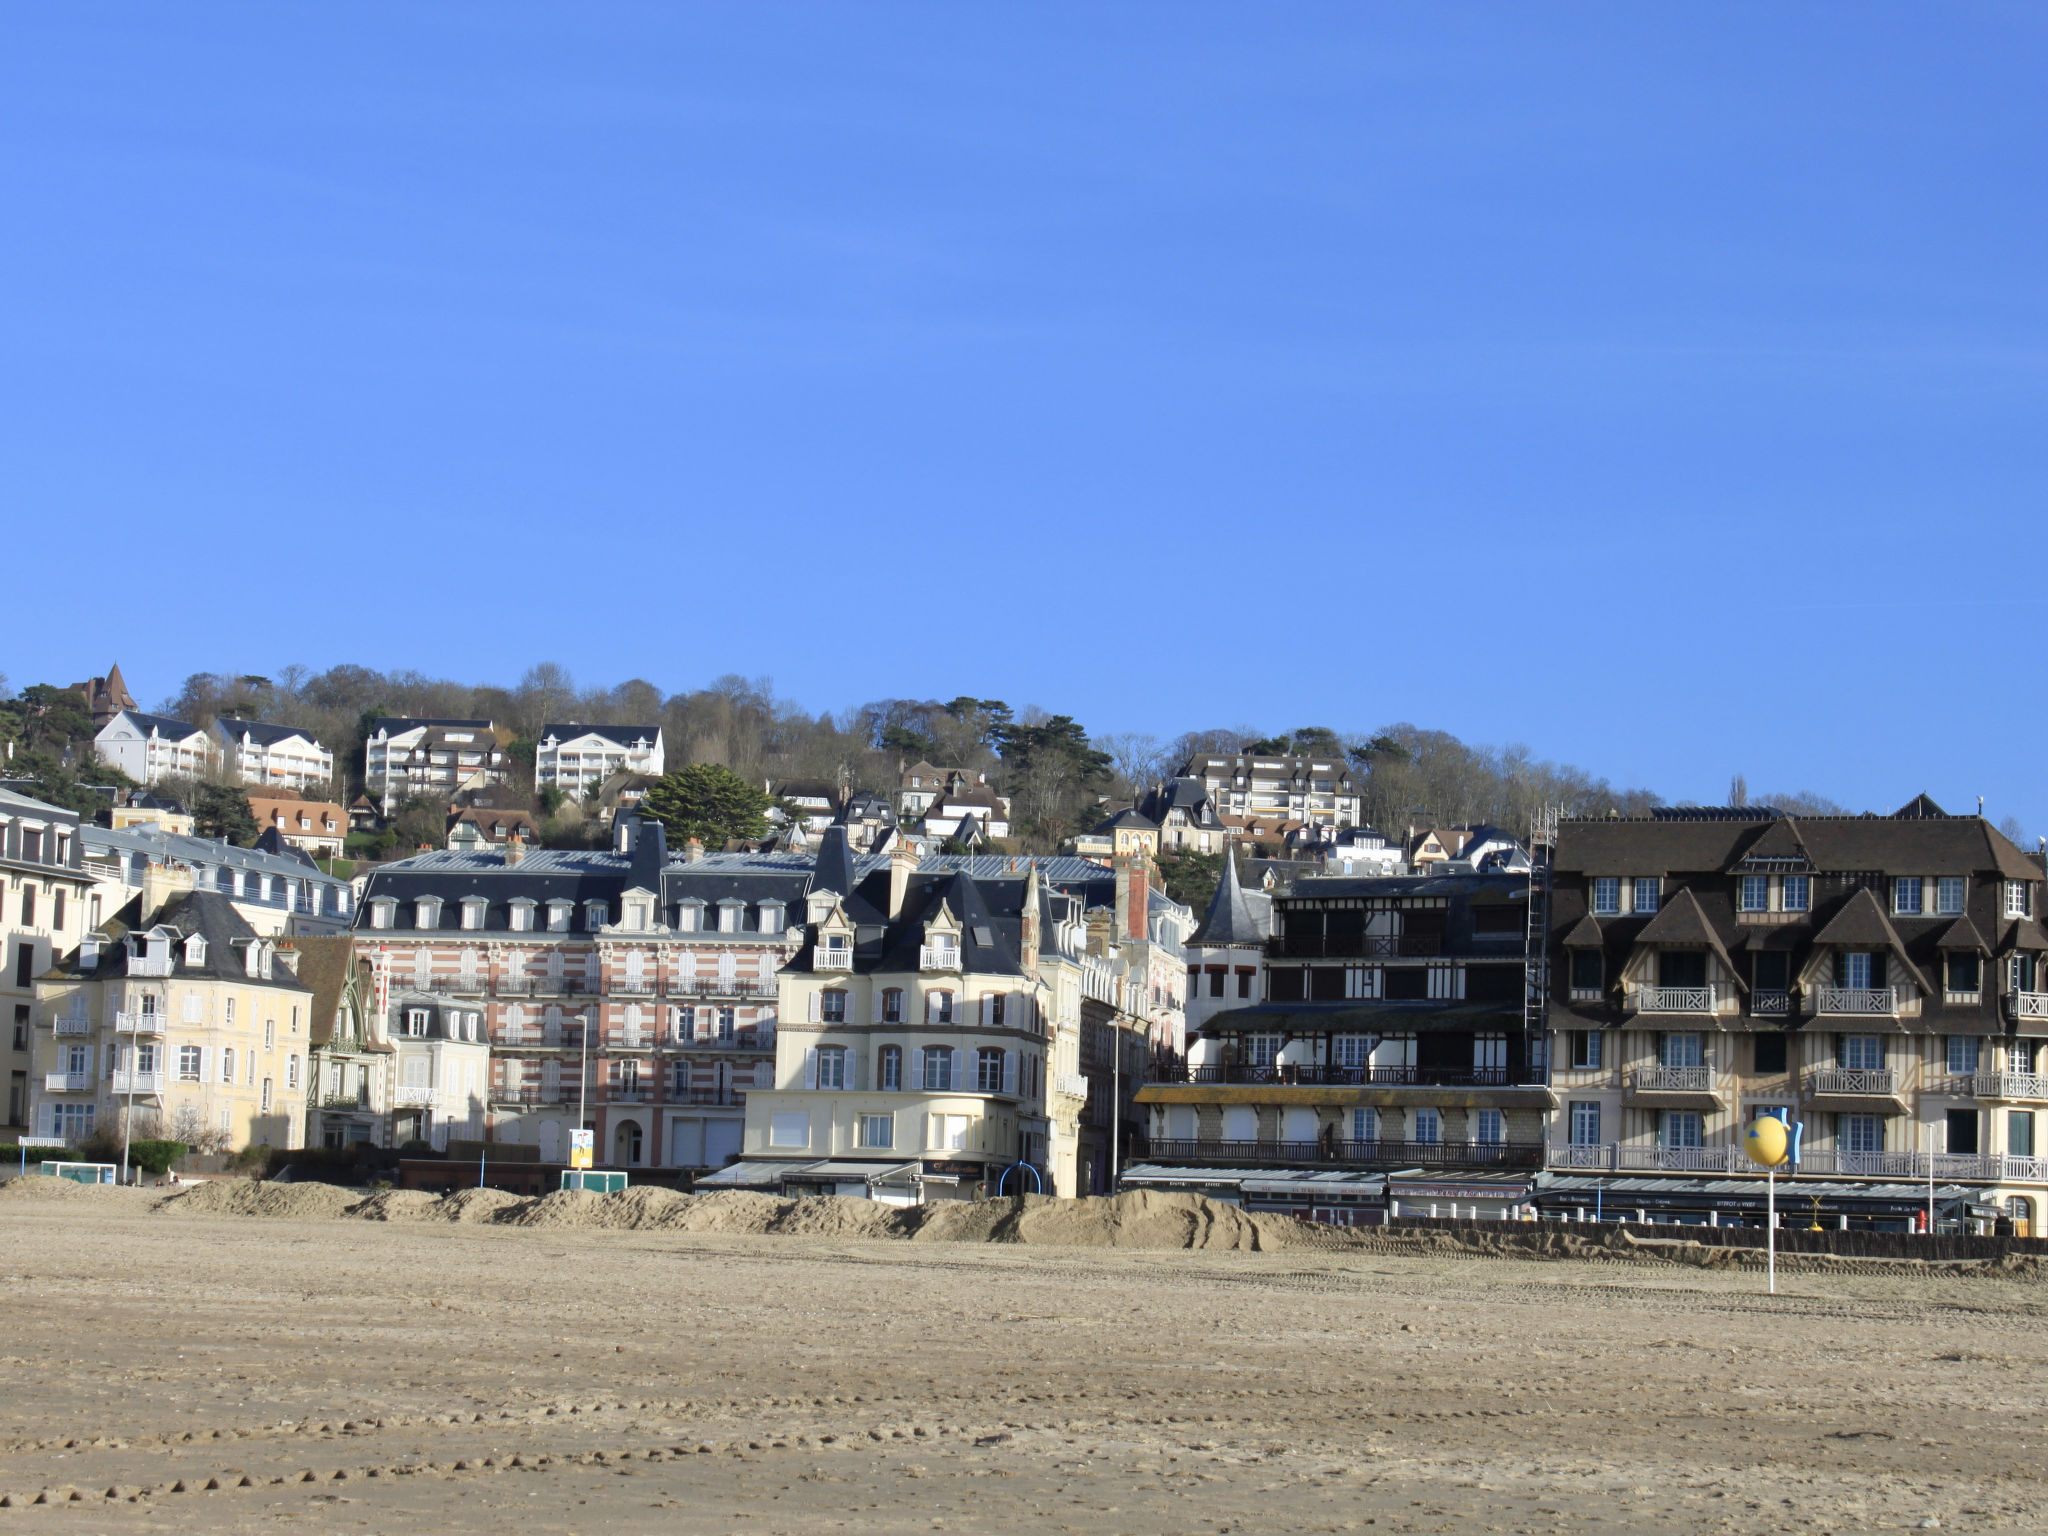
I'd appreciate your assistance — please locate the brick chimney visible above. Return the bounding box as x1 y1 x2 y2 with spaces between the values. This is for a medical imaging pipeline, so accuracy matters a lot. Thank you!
1113 854 1150 943
505 833 525 868
684 837 704 864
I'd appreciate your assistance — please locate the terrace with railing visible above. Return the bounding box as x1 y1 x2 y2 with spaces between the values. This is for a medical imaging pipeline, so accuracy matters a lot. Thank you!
1147 1062 1521 1089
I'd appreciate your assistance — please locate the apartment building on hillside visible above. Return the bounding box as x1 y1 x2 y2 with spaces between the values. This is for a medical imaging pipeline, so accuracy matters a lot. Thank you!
248 796 347 860
93 709 211 786
536 724 665 798
1545 801 2048 1229
209 718 336 791
1176 753 1361 830
363 718 508 813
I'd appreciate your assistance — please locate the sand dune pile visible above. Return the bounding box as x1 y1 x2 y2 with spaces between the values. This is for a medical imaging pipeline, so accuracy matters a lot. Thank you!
0 1173 153 1206
145 1179 1302 1249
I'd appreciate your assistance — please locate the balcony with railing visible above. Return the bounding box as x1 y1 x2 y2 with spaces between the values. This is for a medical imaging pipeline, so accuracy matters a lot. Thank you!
126 955 173 978
1813 986 1901 1016
1630 984 1729 1015
2008 991 2048 1020
919 945 961 972
44 1071 93 1093
1144 1137 1543 1171
114 1011 165 1035
611 979 656 996
1626 1065 1714 1095
1972 1071 2048 1102
668 976 779 999
1265 933 1443 959
1749 989 1792 1017
393 1084 435 1106
816 948 854 972
52 1014 92 1036
1147 1062 1521 1089
110 1069 164 1095
318 1092 373 1110
1804 1066 1899 1098
1053 1071 1090 1100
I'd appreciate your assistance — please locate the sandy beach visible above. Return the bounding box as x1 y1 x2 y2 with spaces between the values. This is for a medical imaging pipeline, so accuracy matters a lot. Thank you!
1 1183 2042 1533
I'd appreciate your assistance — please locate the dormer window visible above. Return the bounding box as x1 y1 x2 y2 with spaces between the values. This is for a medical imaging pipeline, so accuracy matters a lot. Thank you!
461 897 488 931
546 900 572 933
369 899 395 930
509 900 535 933
2006 881 2033 919
758 901 784 935
627 901 650 930
243 943 261 978
405 1008 429 1038
717 900 743 934
183 934 206 967
415 897 443 930
583 899 609 930
678 900 705 933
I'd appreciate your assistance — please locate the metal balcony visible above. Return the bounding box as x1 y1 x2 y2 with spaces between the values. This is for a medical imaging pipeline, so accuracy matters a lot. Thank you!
52 1016 92 1036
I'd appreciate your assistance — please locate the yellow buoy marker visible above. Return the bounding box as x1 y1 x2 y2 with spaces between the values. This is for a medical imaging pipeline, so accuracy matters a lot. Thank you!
1744 1114 1789 1168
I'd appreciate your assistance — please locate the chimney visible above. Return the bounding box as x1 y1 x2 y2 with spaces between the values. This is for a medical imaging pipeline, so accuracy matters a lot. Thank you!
1112 854 1149 943
506 833 525 868
685 837 704 864
888 838 917 920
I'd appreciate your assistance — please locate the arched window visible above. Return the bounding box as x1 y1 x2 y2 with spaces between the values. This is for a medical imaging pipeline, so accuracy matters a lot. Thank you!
878 1045 902 1091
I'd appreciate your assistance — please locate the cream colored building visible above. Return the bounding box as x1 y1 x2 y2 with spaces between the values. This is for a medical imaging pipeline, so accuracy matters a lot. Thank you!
2 789 93 1133
723 834 1184 1200
33 885 313 1154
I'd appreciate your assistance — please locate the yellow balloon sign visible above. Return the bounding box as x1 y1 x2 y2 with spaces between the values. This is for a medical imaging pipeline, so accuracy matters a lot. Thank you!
1744 1115 1789 1168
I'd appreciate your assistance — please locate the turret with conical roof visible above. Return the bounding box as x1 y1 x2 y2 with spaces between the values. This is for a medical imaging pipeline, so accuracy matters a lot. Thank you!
1190 844 1269 947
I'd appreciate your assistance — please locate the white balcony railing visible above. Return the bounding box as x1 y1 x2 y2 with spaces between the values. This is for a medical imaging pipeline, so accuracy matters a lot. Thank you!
52 1015 91 1036
1634 986 1718 1014
126 955 173 978
1054 1072 1090 1100
2011 992 2048 1019
1973 1072 2048 1101
1805 1067 1899 1096
115 1011 165 1034
815 949 853 972
919 946 961 972
44 1071 92 1093
110 1069 164 1095
393 1085 435 1105
1550 1144 2048 1183
1627 1065 1713 1093
1814 986 1900 1015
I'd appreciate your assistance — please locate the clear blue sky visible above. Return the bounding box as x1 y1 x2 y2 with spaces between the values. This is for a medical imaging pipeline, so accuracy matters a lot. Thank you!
5 8 2045 826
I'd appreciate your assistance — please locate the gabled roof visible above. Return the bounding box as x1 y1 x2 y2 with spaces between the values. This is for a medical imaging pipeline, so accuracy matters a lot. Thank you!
539 723 661 747
1997 917 2048 955
809 826 859 901
289 936 367 1046
66 890 313 991
1562 911 1605 947
1894 793 1948 819
213 717 324 749
1190 853 1268 947
1730 817 1813 869
1090 807 1158 834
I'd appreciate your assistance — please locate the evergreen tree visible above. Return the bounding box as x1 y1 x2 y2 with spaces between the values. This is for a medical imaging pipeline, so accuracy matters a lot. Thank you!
640 764 776 850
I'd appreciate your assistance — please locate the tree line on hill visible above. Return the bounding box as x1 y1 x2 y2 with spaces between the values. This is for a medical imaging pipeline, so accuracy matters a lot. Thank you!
0 662 1912 859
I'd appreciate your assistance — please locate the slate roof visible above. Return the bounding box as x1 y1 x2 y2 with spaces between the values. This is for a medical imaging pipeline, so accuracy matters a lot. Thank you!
1806 889 1931 992
1934 915 1990 953
1190 853 1270 947
110 709 204 740
64 889 314 992
1089 808 1159 834
370 717 493 735
1557 813 2040 880
83 823 349 891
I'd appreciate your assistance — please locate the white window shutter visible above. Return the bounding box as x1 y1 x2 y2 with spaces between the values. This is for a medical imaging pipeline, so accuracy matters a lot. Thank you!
807 989 820 1022
850 1050 864 1092
912 1047 925 1091
803 1048 818 1090
980 994 995 1027
1002 1051 1017 1096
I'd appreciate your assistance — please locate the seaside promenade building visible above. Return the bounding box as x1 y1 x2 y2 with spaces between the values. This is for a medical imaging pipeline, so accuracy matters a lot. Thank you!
1543 802 2048 1230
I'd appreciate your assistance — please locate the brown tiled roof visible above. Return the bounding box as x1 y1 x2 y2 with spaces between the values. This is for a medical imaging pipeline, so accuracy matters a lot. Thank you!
1558 815 2039 880
1810 888 1930 992
1632 889 1745 991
